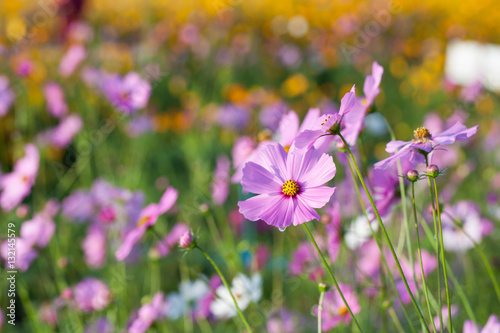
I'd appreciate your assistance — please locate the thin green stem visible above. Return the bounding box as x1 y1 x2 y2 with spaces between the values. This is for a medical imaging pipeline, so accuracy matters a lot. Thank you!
432 178 452 332
302 223 363 332
195 246 254 333
318 290 325 333
412 182 437 332
339 133 430 333
346 156 417 333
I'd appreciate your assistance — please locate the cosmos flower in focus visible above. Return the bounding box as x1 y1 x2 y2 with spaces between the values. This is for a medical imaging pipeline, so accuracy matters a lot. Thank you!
375 122 478 173
238 142 336 229
210 273 262 319
0 144 39 212
115 187 178 261
294 85 356 151
315 283 361 331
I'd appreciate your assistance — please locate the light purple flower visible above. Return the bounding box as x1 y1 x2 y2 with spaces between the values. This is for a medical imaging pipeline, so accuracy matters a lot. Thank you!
115 187 178 261
363 61 384 106
289 241 323 281
315 283 361 331
129 292 165 333
232 139 271 184
441 201 494 252
463 315 500 333
211 155 230 205
368 167 400 219
62 190 95 223
0 144 39 212
278 108 321 152
217 104 251 131
460 81 482 103
267 309 301 333
238 142 336 229
1 237 38 271
0 76 15 117
59 45 86 77
82 224 107 268
73 278 111 313
294 85 356 151
127 116 153 137
375 122 478 172
259 101 288 131
20 213 56 248
44 82 68 118
47 114 83 148
103 72 151 114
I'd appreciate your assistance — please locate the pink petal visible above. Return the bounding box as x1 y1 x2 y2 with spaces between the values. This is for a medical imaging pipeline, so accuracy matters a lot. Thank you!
115 227 146 261
259 142 289 182
241 162 282 194
293 129 324 150
299 152 336 188
338 85 356 115
278 111 299 147
298 186 336 209
431 122 478 145
259 195 295 229
292 196 320 225
158 187 178 214
238 194 281 221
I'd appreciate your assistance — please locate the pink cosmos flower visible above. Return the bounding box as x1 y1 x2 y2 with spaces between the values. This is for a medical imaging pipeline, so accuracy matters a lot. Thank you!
59 45 86 77
154 222 189 257
211 155 230 205
0 75 15 117
115 187 178 261
374 122 478 172
129 292 165 333
73 278 112 313
463 315 500 333
44 82 68 118
441 201 494 252
45 114 83 148
259 101 288 131
103 72 151 114
277 108 321 152
238 142 336 229
82 225 107 268
315 283 361 331
294 85 356 151
20 212 56 248
1 238 38 272
0 144 39 212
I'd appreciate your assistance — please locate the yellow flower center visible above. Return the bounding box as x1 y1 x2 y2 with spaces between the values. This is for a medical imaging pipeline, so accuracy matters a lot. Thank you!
282 179 299 196
413 127 432 142
338 305 348 316
283 145 290 153
137 216 150 227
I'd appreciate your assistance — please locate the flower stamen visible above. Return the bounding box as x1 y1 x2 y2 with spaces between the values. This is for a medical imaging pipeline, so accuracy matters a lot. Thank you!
282 179 299 196
413 127 432 142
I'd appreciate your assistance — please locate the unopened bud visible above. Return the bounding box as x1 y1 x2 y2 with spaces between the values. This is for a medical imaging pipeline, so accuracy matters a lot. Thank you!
426 164 439 178
318 283 330 292
406 170 419 182
179 231 195 249
336 140 346 151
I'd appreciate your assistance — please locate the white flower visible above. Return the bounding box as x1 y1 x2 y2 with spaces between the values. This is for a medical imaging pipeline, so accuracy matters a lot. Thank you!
210 273 262 319
344 216 378 250
165 279 209 319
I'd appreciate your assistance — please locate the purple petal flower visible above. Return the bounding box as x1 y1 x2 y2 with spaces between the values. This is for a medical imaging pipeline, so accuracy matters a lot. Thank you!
82 224 107 268
62 190 95 223
375 122 478 172
115 187 178 261
59 45 86 77
217 104 251 131
259 101 288 131
73 278 111 313
44 82 68 118
363 61 384 106
20 212 55 248
315 283 361 330
1 238 38 271
211 155 230 205
0 144 39 212
103 72 151 114
45 114 83 148
278 108 321 152
85 317 113 333
129 292 165 333
0 76 15 117
238 142 336 229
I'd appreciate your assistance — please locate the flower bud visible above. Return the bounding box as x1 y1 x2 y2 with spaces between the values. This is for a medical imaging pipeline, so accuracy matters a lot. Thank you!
426 164 440 178
179 231 195 249
336 141 346 152
406 170 419 182
199 203 211 216
318 282 330 292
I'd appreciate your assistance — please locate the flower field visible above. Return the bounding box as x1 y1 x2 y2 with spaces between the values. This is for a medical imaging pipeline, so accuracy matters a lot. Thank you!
1 0 500 332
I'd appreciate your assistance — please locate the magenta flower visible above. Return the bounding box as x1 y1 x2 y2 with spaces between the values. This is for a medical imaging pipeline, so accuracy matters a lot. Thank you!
129 292 165 333
0 144 39 212
463 315 500 333
294 85 356 151
115 187 178 261
375 122 478 172
44 82 68 118
103 72 151 114
0 75 15 117
211 155 230 205
73 278 112 313
59 45 86 77
238 142 336 229
315 283 361 331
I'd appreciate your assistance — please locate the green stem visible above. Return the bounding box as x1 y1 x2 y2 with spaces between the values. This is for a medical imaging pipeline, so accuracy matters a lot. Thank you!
318 290 325 333
346 156 417 333
302 223 363 332
411 182 437 332
339 133 430 333
432 178 452 332
195 246 254 333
